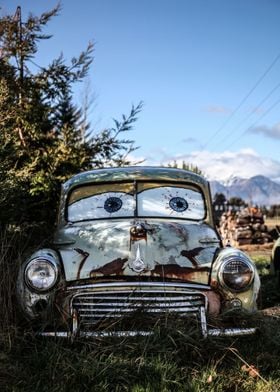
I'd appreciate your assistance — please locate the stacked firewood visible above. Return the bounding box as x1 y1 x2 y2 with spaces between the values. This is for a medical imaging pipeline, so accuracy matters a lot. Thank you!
219 207 272 246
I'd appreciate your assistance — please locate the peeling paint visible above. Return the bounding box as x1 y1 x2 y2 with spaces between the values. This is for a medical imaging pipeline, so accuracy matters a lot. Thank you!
90 258 128 277
151 263 210 281
180 247 204 268
56 220 218 283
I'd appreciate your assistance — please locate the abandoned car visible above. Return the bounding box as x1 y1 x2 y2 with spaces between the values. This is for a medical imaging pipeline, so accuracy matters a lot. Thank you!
17 166 260 337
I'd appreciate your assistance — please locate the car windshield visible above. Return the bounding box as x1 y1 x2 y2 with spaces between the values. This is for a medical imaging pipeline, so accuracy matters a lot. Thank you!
67 182 206 222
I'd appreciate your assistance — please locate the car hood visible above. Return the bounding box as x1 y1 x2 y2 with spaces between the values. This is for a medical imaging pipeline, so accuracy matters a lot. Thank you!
54 219 221 285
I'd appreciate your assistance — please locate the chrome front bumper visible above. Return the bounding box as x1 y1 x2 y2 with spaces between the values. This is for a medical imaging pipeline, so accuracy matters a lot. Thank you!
39 327 256 338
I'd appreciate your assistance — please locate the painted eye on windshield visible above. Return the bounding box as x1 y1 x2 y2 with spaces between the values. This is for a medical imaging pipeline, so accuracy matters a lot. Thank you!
169 197 188 212
104 197 123 213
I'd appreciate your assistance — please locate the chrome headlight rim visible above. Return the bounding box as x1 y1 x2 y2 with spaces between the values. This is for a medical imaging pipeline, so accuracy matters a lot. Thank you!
24 256 59 293
218 254 254 293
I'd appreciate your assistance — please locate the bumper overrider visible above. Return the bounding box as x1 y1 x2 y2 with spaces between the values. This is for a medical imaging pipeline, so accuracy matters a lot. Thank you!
36 282 256 338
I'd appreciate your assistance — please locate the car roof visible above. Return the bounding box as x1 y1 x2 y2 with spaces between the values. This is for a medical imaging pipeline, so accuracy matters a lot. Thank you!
63 166 209 192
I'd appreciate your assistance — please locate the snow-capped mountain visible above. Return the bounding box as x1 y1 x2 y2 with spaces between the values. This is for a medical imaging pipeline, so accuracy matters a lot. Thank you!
210 175 280 206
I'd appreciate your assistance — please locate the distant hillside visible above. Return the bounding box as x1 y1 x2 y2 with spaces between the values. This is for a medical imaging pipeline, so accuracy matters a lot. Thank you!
210 175 280 206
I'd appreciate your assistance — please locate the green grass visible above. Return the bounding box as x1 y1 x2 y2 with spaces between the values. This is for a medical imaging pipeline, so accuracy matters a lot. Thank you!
1 319 280 392
1 237 280 391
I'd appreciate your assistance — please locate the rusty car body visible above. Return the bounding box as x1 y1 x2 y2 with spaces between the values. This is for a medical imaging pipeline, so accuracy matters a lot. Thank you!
17 166 260 337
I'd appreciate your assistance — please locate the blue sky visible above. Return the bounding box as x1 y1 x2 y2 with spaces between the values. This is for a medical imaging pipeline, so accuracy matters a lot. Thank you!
2 0 280 182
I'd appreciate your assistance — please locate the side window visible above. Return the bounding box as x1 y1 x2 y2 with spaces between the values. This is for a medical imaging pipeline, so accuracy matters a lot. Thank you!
137 186 205 220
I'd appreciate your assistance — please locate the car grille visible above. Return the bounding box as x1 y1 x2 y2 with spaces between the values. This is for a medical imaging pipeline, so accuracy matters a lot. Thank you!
70 282 208 332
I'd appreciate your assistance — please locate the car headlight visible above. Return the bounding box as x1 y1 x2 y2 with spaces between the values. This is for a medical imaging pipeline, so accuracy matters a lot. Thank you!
218 255 254 292
24 256 58 292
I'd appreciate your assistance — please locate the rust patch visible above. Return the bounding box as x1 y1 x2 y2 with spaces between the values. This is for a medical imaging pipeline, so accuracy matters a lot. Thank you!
166 222 189 241
130 222 158 245
151 263 210 281
205 291 221 316
74 248 90 279
130 223 147 242
90 258 128 277
180 247 204 268
210 278 219 289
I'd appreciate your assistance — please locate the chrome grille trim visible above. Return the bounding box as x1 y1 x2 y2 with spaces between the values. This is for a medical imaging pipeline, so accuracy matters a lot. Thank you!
67 281 211 291
70 283 208 334
37 283 257 338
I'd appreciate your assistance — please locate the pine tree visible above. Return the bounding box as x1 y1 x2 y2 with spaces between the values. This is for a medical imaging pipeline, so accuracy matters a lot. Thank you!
167 160 204 176
0 6 141 228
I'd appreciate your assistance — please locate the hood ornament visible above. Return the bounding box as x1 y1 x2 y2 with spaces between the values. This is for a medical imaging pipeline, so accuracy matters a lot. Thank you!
130 244 145 273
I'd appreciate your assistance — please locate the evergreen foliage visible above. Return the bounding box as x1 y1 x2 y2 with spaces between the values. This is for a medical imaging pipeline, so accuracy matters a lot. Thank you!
167 160 204 176
213 193 227 204
0 6 141 229
228 196 247 207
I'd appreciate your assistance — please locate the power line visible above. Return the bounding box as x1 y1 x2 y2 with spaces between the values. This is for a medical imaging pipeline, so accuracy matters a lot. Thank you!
202 51 280 149
215 80 280 149
224 95 280 150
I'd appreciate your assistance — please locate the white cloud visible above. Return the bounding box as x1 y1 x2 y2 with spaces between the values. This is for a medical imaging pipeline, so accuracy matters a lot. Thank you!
248 122 280 139
135 148 280 182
